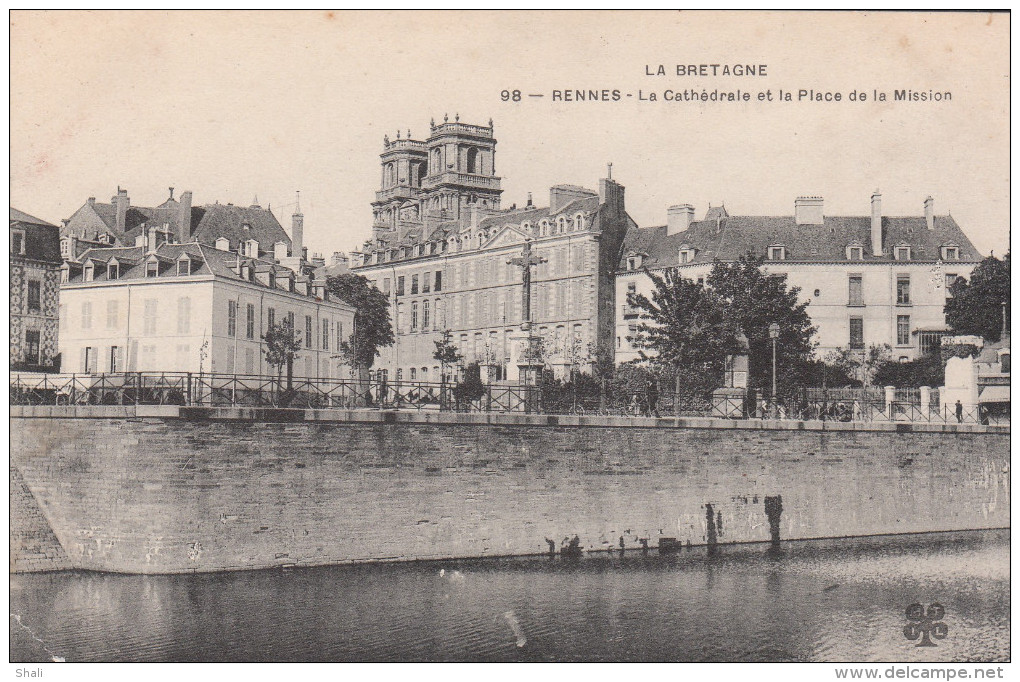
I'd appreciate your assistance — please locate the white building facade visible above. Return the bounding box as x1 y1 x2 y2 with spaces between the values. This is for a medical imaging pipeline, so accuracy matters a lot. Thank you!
616 193 983 364
59 241 354 380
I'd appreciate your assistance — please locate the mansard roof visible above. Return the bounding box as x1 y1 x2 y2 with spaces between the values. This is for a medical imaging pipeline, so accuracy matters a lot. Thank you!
620 212 983 271
10 207 61 264
66 195 290 253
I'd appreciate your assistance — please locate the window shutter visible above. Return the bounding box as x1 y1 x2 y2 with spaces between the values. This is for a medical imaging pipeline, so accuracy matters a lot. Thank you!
80 347 87 373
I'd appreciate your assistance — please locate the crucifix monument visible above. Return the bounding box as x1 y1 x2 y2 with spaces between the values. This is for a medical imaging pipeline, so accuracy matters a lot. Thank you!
506 238 547 384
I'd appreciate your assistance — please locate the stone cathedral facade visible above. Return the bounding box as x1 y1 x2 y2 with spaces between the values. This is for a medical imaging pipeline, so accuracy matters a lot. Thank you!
350 117 634 383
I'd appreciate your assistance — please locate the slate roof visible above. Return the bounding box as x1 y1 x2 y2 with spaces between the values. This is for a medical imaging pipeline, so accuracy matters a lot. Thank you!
11 207 61 264
620 212 983 271
360 195 601 255
70 197 291 254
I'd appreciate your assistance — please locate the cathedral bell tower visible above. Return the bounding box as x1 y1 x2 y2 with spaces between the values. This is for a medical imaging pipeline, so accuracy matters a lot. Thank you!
422 114 502 221
371 128 429 231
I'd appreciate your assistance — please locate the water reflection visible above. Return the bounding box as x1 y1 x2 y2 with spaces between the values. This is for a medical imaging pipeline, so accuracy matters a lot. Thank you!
10 530 1008 662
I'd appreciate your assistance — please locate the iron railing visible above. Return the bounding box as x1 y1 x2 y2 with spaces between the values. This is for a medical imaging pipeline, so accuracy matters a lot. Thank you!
8 372 1004 425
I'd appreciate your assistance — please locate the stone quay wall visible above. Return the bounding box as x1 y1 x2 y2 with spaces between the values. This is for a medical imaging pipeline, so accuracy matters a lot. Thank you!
10 406 1009 574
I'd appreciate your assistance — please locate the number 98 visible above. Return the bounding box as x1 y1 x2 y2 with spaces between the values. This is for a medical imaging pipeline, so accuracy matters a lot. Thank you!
501 90 522 102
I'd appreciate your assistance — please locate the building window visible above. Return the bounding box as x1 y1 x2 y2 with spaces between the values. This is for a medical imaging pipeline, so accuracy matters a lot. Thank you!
286 311 295 329
918 331 945 357
679 249 695 264
246 303 255 339
245 348 255 374
228 301 237 337
84 264 94 282
894 245 911 261
768 246 786 260
267 307 275 330
423 272 431 293
411 275 419 295
83 346 95 373
305 315 313 347
108 263 119 280
945 273 958 298
11 230 25 255
24 330 40 365
26 280 41 313
896 275 911 305
846 245 863 261
897 315 911 346
434 298 441 330
396 276 405 296
848 275 863 306
109 346 120 373
849 317 864 350
178 259 191 276
423 299 430 330
82 301 93 330
322 320 330 351
382 277 391 295
146 260 158 277
106 300 118 329
143 299 156 334
177 297 191 334
336 321 343 347
435 271 442 292
411 301 419 331
941 246 960 260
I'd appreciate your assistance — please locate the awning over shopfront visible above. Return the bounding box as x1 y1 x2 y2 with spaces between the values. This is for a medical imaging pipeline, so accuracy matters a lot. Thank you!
978 385 1010 403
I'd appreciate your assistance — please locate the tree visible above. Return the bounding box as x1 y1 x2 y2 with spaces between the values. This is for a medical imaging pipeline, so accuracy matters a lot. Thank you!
872 354 944 388
629 267 742 398
707 253 817 392
822 343 891 388
945 252 1010 342
263 320 302 394
327 273 395 376
433 329 463 384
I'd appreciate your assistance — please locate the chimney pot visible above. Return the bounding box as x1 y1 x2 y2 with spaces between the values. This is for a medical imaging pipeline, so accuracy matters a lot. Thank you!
924 195 935 230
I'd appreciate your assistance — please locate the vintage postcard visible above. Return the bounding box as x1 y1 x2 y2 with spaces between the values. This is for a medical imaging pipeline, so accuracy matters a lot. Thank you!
8 9 1010 675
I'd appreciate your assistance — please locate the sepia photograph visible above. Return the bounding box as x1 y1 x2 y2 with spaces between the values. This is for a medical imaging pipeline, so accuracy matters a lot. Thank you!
8 9 1010 673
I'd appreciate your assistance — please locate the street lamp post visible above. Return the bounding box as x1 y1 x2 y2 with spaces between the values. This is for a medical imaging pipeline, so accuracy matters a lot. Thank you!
769 323 780 418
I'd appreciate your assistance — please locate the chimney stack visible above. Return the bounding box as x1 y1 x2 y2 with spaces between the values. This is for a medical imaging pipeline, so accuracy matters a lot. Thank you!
794 196 824 225
924 196 935 230
291 191 304 258
871 190 883 256
667 204 695 235
87 196 96 207
598 177 625 218
114 187 129 235
178 191 193 243
526 192 533 208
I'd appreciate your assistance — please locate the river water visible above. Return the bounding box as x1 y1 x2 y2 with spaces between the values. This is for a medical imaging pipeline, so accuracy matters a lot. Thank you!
9 529 1008 663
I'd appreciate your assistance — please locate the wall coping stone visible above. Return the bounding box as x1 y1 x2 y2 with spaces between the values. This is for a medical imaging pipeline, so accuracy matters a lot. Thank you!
9 405 1009 435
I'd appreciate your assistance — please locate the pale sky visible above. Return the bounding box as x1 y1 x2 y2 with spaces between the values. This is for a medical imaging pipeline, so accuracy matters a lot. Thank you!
10 11 1010 258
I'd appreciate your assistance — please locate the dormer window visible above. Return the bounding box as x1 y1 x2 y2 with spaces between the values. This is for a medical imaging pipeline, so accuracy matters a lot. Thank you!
941 245 960 260
556 216 567 234
215 237 230 251
626 254 643 271
145 259 159 278
268 271 277 288
244 239 259 257
574 213 585 231
177 257 192 276
108 261 120 280
84 263 95 282
678 247 696 264
60 265 70 283
894 245 911 261
11 229 25 255
539 219 550 236
522 221 532 233
768 245 787 261
846 245 864 261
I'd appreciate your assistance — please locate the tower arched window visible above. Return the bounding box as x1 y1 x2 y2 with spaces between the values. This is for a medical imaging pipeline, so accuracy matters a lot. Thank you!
574 213 585 231
540 219 550 236
432 148 442 174
556 216 567 234
385 163 395 187
467 147 480 174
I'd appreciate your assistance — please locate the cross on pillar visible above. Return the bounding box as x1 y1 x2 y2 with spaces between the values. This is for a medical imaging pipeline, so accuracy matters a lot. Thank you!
507 239 547 331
